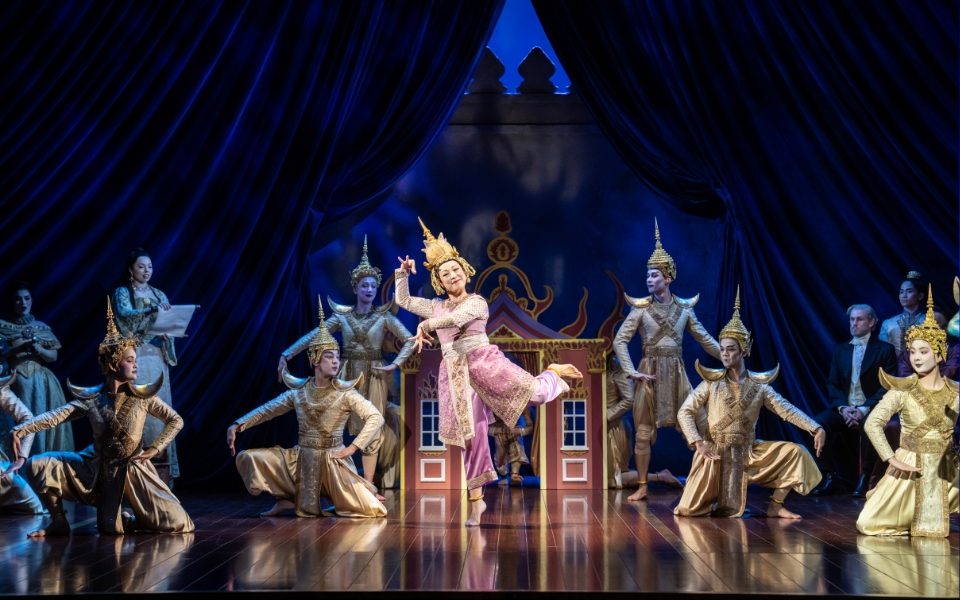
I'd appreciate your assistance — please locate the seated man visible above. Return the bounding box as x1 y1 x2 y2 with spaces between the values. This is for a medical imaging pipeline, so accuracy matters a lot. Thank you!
813 304 897 496
227 298 386 518
10 299 194 536
1 373 44 514
674 288 825 519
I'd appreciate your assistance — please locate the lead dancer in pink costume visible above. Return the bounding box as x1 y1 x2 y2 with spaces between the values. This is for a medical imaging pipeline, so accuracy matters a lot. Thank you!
396 218 583 526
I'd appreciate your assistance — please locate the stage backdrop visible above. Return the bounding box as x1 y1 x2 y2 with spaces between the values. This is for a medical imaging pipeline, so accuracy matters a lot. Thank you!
0 1 955 487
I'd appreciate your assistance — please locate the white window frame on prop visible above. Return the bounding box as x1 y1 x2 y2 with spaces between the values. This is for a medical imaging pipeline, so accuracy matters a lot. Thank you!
419 396 445 451
561 397 588 450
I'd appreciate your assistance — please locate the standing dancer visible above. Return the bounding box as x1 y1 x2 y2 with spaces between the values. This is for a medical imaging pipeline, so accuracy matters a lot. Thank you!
396 218 582 526
278 236 413 495
613 219 720 501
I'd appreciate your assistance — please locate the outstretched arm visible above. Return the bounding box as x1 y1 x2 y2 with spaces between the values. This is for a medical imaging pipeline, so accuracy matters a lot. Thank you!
394 257 434 319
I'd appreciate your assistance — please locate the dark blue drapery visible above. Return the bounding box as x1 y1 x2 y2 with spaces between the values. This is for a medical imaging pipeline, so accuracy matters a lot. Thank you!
0 0 503 484
533 0 957 441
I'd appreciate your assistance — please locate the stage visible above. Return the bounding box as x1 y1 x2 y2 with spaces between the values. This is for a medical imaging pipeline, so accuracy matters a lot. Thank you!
0 486 956 598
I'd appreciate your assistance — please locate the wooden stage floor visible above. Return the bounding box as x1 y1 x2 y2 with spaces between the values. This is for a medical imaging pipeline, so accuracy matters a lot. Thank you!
0 485 956 598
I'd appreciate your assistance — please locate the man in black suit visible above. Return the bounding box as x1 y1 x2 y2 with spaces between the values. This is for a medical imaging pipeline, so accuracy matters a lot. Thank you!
812 304 897 497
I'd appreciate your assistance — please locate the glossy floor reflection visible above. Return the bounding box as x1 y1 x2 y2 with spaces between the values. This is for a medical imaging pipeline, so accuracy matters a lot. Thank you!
0 487 956 596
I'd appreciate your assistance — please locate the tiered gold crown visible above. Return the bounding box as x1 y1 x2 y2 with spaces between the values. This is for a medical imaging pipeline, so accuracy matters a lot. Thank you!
418 217 476 295
307 295 339 365
904 285 947 361
98 297 138 374
718 285 752 356
647 218 676 280
350 235 382 287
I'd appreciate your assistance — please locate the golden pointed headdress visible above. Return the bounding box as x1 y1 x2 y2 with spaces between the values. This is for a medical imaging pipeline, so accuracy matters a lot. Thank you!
349 235 382 287
307 295 339 365
718 285 752 356
904 285 947 361
97 297 139 374
647 218 676 280
418 217 476 295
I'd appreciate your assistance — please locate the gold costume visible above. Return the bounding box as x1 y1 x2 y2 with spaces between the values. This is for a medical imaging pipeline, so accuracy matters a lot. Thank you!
283 302 412 485
858 288 960 538
605 362 635 487
856 377 959 537
14 387 194 533
674 372 822 516
613 221 720 431
675 290 821 517
233 380 387 518
283 237 413 488
0 380 44 513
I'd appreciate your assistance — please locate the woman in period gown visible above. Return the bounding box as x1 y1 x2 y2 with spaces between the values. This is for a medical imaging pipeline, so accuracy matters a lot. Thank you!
0 283 73 453
111 249 180 481
395 218 583 526
857 290 959 538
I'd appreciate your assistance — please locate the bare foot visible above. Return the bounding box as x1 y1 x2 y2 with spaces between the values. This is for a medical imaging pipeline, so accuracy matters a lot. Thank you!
547 363 583 380
465 499 487 527
766 503 802 519
260 499 294 517
28 515 70 538
627 484 648 502
656 469 684 489
510 473 523 486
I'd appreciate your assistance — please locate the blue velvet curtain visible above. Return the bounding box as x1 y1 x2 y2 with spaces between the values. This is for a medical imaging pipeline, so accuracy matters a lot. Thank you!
0 0 503 485
533 0 957 441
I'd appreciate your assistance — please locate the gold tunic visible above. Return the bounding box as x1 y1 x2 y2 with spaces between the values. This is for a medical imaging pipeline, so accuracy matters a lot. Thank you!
613 295 720 428
12 390 193 533
283 305 412 487
674 376 822 517
606 365 635 487
857 379 959 537
233 380 386 518
0 385 43 513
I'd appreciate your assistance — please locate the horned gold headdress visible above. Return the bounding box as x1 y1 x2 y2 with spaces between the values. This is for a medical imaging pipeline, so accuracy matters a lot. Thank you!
98 297 139 375
718 286 752 356
647 218 676 280
350 235 382 288
904 285 947 362
307 295 339 365
418 217 476 295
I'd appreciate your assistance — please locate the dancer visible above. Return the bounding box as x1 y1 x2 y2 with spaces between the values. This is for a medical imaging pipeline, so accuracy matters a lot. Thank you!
229 298 386 518
857 287 958 537
674 288 825 518
278 236 413 493
613 219 721 501
11 298 193 536
396 217 582 525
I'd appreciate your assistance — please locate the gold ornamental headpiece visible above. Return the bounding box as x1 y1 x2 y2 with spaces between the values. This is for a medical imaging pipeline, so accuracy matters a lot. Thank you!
98 297 138 374
904 285 947 361
647 218 676 280
718 285 752 356
418 217 476 295
349 235 382 287
307 295 339 365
